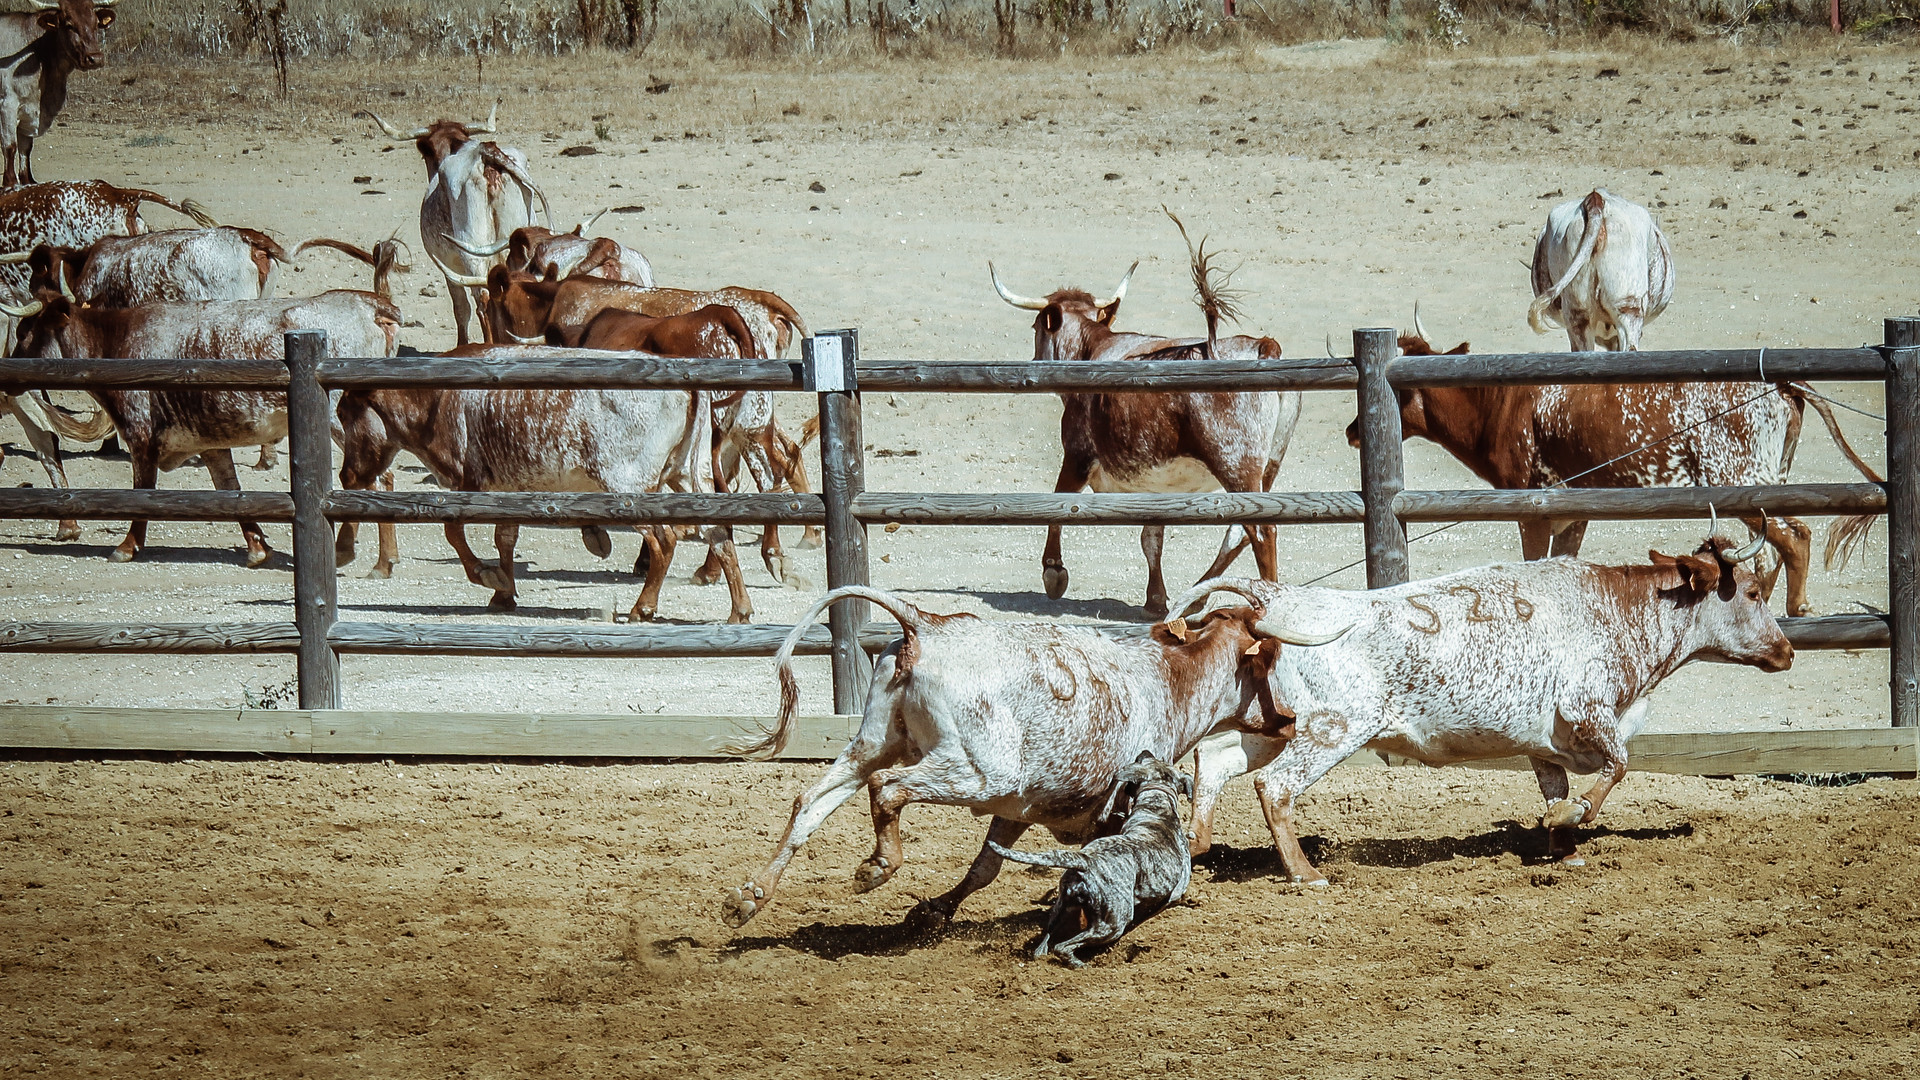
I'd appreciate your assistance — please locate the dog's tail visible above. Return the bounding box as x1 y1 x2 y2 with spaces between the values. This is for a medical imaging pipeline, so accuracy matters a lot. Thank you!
988 841 1089 873
721 585 929 760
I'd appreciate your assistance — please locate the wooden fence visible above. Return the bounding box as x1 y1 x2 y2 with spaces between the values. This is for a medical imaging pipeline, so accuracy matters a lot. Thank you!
1 319 1916 768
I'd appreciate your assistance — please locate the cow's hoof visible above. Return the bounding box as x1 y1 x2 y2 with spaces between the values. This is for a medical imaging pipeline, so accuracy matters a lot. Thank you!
692 564 722 586
334 545 357 568
727 610 752 625
1043 564 1069 600
796 530 822 550
763 552 789 585
251 458 276 472
108 546 136 563
54 521 80 542
487 592 517 612
853 856 894 894
478 565 513 591
722 883 766 928
365 564 394 580
246 547 273 569
1541 797 1589 829
902 898 956 935
581 525 613 559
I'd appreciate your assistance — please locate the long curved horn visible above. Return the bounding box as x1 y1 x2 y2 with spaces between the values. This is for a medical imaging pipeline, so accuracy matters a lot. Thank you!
1707 501 1719 538
0 298 44 318
1413 300 1430 345
988 261 1047 310
1728 513 1770 562
426 251 490 289
1168 578 1268 619
1094 260 1138 308
0 250 33 264
467 102 498 135
356 109 427 141
574 207 609 235
57 262 74 302
1324 333 1337 359
1252 617 1355 647
439 232 511 258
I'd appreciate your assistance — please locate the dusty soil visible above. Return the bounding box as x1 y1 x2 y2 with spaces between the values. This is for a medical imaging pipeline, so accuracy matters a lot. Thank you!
3 757 1917 1078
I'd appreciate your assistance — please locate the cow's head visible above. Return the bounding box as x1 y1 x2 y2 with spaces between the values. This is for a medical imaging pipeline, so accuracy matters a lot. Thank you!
357 105 495 176
1 291 78 358
1343 309 1470 447
1649 531 1793 673
24 243 85 299
990 261 1135 363
32 0 112 72
1152 585 1352 740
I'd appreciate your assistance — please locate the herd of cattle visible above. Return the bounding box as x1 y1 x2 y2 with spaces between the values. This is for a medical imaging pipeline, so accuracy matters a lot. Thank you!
0 21 1888 960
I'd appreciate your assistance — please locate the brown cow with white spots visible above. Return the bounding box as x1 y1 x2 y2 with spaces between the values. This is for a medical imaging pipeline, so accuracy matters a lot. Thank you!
991 262 1301 618
1348 322 1878 616
720 583 1347 930
1182 539 1792 879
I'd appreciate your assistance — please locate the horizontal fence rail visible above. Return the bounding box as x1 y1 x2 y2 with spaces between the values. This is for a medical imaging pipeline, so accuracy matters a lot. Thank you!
1 319 1914 750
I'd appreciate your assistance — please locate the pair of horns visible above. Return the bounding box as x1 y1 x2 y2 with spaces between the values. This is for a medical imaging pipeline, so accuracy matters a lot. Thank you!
1707 504 1770 563
358 102 498 141
442 233 510 259
1166 580 1354 647
989 260 1136 311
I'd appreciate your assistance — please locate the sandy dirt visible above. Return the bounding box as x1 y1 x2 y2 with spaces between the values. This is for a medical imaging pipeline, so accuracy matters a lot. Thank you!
3 38 1920 1076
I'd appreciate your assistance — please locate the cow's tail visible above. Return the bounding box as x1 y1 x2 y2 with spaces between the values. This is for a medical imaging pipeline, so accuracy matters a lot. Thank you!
1528 190 1606 335
722 586 929 760
753 290 809 357
1166 205 1243 360
121 188 219 228
987 841 1088 873
31 391 114 442
478 144 554 230
1793 386 1890 569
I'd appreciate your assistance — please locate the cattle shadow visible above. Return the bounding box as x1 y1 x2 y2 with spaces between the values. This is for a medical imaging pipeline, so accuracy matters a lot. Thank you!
1194 819 1695 882
909 588 1151 623
0 540 289 569
724 907 1043 962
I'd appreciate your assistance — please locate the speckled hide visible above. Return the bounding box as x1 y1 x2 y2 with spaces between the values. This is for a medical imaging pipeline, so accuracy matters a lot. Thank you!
505 226 652 286
0 181 206 300
1529 189 1675 352
332 344 751 625
42 228 290 305
720 584 1328 930
10 290 400 566
999 274 1301 618
1185 553 1793 879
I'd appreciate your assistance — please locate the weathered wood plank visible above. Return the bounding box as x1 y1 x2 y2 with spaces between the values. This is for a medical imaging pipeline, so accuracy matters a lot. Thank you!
0 622 301 652
308 712 856 758
0 358 289 391
320 356 804 391
850 359 1360 393
324 490 825 525
850 491 1368 525
1628 727 1917 775
1355 328 1411 589
1394 483 1887 522
326 621 903 657
1885 318 1920 727
1782 613 1890 650
0 707 313 753
287 330 341 710
1391 348 1885 388
0 488 294 522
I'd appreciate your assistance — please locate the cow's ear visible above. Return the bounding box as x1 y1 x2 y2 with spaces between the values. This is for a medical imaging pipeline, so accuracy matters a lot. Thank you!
1150 619 1186 646
1239 636 1282 681
1041 306 1065 334
36 10 58 30
1678 553 1722 594
1096 300 1121 324
1648 550 1686 591
1447 341 1471 355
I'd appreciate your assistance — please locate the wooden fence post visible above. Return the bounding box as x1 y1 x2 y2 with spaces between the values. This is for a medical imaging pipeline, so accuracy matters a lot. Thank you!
1884 317 1920 728
805 330 871 714
1353 326 1409 588
285 330 340 710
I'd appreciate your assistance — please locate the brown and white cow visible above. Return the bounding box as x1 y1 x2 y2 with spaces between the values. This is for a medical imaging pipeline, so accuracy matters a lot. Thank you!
1529 189 1675 352
0 0 115 188
332 343 752 623
1348 324 1878 617
360 106 551 346
1181 541 1791 879
720 583 1346 929
992 263 1301 618
440 211 654 285
4 289 400 567
0 180 213 300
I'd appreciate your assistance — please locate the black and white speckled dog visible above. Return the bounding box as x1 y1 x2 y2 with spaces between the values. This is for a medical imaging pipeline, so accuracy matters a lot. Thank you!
989 750 1193 967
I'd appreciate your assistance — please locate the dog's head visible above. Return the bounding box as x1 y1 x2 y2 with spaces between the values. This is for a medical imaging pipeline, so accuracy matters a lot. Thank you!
1097 750 1194 826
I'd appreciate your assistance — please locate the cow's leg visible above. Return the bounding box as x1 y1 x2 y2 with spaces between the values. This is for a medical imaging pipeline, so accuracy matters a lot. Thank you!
110 450 157 562
1188 730 1289 856
444 523 492 586
201 449 273 568
1549 520 1588 557
1044 452 1094 601
253 442 279 471
2 145 15 189
17 135 30 186
723 665 910 929
740 436 792 585
1141 526 1169 619
629 526 675 621
1546 706 1633 829
5 395 80 541
699 524 752 624
1752 514 1813 617
776 425 823 548
371 472 399 578
860 747 998 896
693 436 741 587
904 817 1031 931
1249 710 1380 885
1518 520 1553 560
1530 758 1582 864
485 524 519 610
447 279 474 347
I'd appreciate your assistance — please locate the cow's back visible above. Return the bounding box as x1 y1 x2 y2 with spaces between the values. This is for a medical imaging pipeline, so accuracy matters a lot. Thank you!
452 387 698 494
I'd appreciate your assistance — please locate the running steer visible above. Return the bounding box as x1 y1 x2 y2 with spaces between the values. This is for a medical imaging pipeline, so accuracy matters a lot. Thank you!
1181 537 1792 879
992 263 1301 618
720 584 1346 930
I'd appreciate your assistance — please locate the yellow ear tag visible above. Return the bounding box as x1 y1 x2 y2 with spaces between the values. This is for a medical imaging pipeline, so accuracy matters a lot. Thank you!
1165 617 1189 642
1244 641 1263 656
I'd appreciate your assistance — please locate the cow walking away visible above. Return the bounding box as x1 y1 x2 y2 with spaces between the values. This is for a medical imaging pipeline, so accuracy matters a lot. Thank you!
1181 538 1792 880
721 584 1346 930
1529 189 1674 352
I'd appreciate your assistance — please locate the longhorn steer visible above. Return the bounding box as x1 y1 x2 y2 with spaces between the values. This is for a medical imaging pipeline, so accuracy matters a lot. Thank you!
1529 189 1674 351
1349 325 1878 617
361 107 551 346
5 290 400 567
333 344 753 623
720 584 1346 930
992 263 1301 618
1182 542 1792 880
293 235 411 299
0 0 115 188
441 212 653 285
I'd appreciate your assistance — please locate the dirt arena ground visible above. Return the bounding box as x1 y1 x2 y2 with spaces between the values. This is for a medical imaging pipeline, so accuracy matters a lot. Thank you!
4 35 1920 1077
